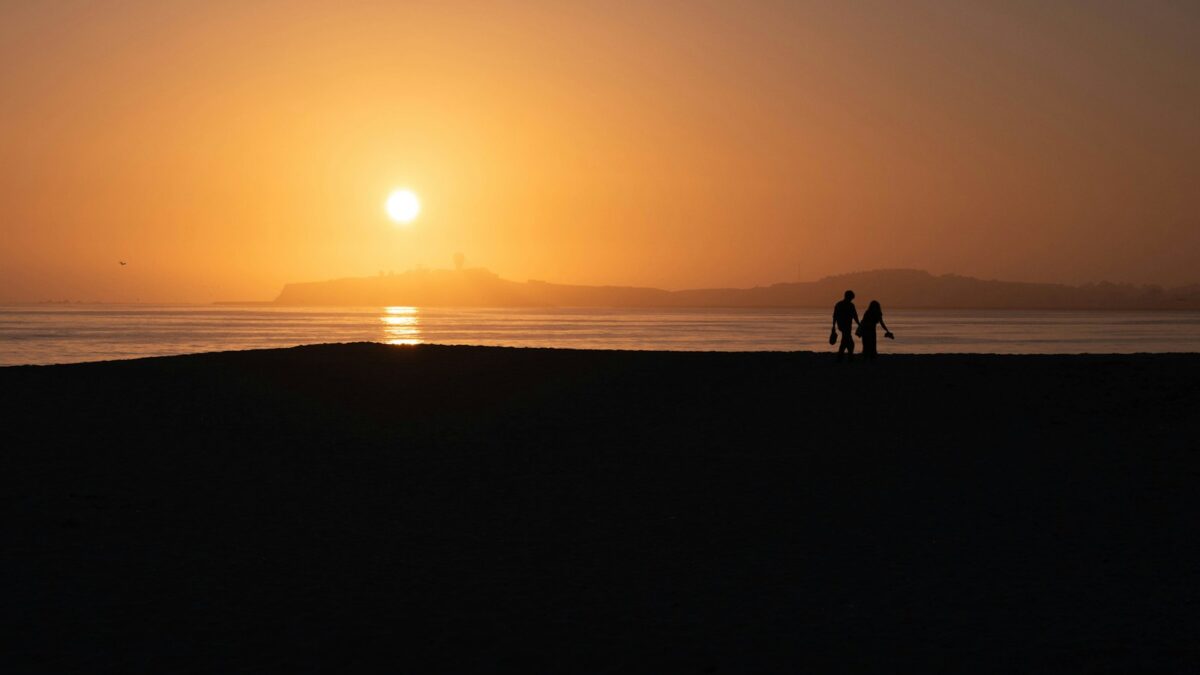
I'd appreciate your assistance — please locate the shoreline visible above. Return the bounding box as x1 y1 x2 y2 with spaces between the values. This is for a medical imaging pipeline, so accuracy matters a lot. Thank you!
3 340 1199 369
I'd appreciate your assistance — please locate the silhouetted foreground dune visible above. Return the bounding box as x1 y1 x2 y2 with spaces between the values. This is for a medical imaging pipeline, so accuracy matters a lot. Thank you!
3 344 1199 673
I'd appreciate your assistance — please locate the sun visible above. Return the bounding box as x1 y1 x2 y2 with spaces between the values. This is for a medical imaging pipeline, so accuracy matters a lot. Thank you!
385 189 420 224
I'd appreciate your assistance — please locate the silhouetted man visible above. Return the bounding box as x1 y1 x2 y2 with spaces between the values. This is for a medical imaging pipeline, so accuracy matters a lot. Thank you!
832 290 859 360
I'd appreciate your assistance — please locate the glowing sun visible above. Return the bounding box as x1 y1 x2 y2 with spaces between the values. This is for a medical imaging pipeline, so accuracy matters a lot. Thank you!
385 189 420 224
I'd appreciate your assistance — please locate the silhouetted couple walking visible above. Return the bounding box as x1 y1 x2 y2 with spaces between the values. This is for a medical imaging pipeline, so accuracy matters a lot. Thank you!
831 290 893 360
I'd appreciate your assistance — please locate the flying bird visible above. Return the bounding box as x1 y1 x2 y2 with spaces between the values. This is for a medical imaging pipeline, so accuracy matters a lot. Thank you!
119 261 127 266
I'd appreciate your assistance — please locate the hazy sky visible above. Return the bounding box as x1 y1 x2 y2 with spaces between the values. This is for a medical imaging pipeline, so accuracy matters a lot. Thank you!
2 1 1198 302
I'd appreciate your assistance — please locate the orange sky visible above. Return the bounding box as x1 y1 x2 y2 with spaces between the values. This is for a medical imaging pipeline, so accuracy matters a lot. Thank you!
2 1 1198 302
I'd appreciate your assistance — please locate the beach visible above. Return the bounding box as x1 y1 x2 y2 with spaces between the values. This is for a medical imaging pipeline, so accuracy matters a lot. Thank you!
3 343 1198 672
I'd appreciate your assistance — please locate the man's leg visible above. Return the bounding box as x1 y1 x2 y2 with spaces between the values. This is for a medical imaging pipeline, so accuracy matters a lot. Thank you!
840 331 855 359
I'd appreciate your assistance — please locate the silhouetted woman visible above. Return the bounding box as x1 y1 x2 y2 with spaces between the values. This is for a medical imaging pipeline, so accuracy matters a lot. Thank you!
857 300 893 358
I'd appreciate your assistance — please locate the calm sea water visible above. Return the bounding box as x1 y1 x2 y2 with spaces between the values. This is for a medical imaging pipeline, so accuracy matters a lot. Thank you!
1 305 1198 366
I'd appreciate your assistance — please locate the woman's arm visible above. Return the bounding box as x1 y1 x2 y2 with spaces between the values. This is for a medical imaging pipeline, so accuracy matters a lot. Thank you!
881 317 894 339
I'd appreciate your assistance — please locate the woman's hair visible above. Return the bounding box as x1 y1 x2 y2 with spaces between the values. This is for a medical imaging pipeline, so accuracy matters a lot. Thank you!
868 300 881 312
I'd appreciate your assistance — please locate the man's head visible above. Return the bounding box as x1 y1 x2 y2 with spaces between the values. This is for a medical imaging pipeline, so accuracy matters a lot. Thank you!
844 290 855 301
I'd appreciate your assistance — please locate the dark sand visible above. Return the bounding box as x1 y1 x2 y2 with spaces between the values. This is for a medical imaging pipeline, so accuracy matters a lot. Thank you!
3 344 1198 673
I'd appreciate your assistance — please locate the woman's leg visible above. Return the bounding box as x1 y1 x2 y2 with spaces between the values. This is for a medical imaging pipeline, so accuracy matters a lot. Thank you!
862 331 877 358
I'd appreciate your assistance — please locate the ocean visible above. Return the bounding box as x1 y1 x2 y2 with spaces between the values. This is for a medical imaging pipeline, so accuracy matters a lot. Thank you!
2 305 1198 366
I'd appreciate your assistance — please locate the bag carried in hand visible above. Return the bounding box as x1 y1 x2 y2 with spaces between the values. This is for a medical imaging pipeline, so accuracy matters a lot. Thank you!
829 329 838 345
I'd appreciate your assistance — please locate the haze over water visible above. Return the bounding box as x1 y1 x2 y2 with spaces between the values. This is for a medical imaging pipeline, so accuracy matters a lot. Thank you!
2 306 1198 366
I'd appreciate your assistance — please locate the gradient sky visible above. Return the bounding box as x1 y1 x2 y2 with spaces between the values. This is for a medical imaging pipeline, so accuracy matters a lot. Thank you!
2 1 1198 302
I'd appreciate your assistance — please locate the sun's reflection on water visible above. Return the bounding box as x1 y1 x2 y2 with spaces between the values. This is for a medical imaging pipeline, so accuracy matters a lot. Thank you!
381 306 421 345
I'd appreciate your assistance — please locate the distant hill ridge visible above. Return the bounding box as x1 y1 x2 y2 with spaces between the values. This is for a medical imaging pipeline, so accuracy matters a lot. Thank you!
272 268 1200 309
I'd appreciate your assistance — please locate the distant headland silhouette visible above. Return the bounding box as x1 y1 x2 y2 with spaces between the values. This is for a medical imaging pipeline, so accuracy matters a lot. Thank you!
258 268 1200 310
